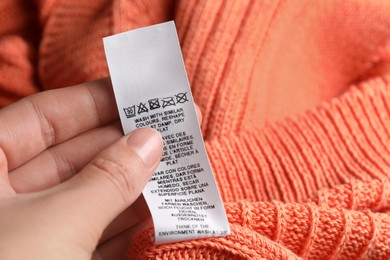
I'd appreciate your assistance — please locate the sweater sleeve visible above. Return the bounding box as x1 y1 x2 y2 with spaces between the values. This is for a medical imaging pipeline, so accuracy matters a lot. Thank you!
0 0 41 108
128 75 390 259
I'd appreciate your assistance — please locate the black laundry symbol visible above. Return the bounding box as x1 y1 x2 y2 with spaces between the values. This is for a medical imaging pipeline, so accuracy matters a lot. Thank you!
148 98 160 110
137 102 148 114
123 105 136 118
162 97 176 108
176 92 188 104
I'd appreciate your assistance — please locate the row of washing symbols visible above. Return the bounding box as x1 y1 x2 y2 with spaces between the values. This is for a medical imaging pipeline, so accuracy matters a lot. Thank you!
123 92 188 118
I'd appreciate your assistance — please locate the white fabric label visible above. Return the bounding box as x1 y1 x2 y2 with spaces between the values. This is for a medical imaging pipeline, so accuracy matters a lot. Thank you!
103 21 230 244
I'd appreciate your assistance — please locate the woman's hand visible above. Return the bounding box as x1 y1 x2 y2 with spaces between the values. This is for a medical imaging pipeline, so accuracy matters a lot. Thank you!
0 79 172 259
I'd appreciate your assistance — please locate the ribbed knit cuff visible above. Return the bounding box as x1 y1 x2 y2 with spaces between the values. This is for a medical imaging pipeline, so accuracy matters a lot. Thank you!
206 76 390 203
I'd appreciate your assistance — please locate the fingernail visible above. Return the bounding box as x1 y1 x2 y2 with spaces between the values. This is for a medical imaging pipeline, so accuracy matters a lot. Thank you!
127 128 163 168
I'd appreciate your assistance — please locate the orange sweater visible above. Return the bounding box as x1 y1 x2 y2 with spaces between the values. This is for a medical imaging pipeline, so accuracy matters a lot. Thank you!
1 0 390 259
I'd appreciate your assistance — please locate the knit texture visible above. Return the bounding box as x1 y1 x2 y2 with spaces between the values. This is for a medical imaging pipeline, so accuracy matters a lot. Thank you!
1 0 390 259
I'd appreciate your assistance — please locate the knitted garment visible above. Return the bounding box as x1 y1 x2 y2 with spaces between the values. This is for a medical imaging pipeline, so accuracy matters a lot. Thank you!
1 0 390 259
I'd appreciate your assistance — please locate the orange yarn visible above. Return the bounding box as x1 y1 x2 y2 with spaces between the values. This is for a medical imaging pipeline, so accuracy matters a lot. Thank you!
1 0 390 259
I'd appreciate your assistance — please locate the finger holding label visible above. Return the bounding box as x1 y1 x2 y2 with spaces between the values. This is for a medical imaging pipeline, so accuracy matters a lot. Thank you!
0 78 118 171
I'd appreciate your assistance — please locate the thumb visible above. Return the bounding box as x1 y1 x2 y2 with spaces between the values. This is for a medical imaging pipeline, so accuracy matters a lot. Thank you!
45 128 162 244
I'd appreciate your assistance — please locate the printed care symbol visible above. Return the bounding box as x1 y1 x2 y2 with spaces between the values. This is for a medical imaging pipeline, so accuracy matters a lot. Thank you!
148 98 160 110
123 105 136 118
162 97 176 108
176 92 188 104
137 102 148 114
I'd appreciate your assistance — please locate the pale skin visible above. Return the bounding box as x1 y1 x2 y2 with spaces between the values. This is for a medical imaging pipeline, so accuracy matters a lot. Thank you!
0 78 202 260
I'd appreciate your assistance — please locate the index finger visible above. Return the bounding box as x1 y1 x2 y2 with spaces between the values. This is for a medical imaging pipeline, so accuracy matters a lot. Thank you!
0 78 118 170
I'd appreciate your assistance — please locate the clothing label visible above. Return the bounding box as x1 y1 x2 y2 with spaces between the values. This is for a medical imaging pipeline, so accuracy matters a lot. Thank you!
103 21 230 244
